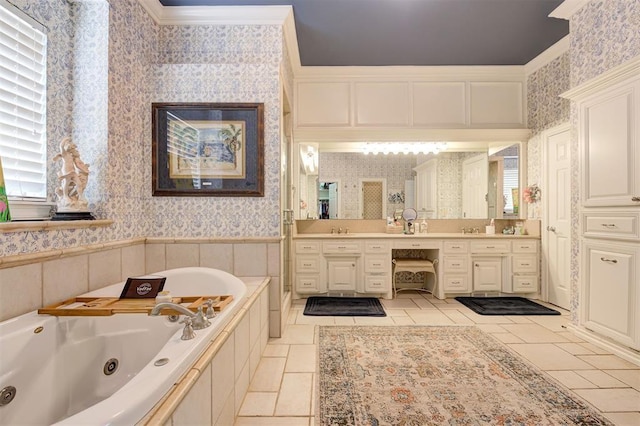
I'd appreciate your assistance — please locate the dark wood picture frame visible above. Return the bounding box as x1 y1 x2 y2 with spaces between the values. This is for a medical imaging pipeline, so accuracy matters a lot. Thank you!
152 103 264 197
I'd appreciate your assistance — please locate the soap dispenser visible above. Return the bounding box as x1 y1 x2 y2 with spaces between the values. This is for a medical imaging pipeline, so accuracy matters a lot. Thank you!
419 220 428 234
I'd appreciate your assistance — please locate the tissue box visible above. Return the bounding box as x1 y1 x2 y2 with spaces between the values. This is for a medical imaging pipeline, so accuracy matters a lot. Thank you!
485 225 495 235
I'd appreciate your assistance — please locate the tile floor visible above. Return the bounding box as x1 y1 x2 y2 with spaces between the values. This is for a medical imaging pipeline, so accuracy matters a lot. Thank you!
235 293 640 426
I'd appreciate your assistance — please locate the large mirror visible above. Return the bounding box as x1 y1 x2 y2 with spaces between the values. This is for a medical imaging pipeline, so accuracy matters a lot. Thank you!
296 142 523 220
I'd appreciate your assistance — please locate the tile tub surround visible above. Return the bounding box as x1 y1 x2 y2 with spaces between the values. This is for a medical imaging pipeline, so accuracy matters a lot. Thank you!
0 238 283 338
139 277 270 425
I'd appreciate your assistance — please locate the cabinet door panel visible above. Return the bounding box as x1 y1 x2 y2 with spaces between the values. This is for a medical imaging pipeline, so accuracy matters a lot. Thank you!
327 259 357 291
473 259 502 292
583 244 636 348
581 84 640 207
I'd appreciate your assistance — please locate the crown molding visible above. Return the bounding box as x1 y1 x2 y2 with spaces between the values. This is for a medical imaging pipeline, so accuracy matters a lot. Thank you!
294 128 531 144
561 55 640 100
294 65 526 81
524 35 570 75
549 0 592 20
137 0 292 26
282 8 302 74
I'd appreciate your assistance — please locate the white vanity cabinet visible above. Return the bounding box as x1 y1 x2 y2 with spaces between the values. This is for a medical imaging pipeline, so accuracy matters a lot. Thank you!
363 241 391 294
323 241 362 293
294 240 325 294
293 235 540 299
442 241 471 293
470 241 509 293
511 240 539 293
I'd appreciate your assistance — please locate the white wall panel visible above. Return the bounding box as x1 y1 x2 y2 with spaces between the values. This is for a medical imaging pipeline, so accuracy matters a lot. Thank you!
470 82 523 125
296 82 351 126
355 82 410 126
412 82 466 126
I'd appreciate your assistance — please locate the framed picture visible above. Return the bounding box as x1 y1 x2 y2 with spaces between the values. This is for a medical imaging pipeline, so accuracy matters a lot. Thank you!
152 103 264 196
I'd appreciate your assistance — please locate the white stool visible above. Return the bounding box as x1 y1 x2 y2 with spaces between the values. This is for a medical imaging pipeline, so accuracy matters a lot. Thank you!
392 258 438 297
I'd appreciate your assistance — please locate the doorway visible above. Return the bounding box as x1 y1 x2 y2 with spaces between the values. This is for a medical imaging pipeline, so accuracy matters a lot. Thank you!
543 123 571 310
318 180 341 219
359 178 387 219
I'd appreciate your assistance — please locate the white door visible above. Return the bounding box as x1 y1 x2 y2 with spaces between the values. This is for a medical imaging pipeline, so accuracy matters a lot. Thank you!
414 159 437 217
328 183 338 218
545 125 571 309
462 154 488 218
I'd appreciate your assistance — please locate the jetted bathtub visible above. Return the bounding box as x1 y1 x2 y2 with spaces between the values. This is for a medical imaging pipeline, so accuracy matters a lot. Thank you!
0 267 247 426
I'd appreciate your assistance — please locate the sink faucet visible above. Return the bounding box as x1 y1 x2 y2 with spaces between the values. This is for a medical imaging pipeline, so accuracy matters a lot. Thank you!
338 227 343 234
150 302 211 330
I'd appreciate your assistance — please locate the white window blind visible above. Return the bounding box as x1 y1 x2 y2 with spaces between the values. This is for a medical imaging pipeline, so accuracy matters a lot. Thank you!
0 1 47 200
503 157 519 213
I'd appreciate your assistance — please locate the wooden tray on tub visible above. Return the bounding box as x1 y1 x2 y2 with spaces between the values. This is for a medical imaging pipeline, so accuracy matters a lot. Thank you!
37 295 233 317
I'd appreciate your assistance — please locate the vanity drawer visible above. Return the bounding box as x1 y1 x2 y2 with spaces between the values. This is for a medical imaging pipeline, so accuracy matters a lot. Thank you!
443 256 468 272
364 255 390 273
323 241 362 254
295 256 320 273
512 240 538 253
394 240 440 249
295 241 321 254
364 275 389 292
582 212 639 239
295 276 321 294
512 275 538 292
365 241 391 253
444 241 468 254
443 274 470 292
512 255 538 274
322 241 362 254
470 241 510 254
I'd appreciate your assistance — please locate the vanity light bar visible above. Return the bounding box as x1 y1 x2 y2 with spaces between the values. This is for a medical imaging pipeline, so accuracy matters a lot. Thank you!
362 142 448 155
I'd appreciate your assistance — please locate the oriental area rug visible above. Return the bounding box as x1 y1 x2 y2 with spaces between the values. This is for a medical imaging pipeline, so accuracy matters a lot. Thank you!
317 326 612 425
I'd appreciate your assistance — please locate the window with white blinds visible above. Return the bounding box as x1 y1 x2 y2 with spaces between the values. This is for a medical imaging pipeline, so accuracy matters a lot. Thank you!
502 157 519 214
0 1 47 200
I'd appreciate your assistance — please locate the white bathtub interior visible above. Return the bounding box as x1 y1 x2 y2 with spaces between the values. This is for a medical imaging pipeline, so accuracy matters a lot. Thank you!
0 267 248 426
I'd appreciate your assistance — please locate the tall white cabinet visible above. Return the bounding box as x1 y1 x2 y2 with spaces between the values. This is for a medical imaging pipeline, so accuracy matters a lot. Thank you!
564 57 640 351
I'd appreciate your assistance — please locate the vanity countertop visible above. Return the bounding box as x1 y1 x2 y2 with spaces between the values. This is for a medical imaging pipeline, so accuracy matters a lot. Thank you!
293 232 539 239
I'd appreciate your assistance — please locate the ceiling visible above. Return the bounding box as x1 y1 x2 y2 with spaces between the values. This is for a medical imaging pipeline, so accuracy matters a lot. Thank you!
158 0 569 67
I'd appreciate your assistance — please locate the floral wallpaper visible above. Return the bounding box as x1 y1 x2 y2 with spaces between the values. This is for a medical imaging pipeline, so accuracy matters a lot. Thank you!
151 23 284 238
1 1 289 256
570 0 640 88
527 53 571 137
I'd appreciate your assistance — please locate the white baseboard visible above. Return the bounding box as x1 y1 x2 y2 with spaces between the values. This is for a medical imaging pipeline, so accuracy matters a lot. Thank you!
567 324 640 367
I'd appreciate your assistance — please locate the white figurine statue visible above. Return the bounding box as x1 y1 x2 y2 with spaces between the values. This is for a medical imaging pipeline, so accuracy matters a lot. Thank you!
53 137 90 212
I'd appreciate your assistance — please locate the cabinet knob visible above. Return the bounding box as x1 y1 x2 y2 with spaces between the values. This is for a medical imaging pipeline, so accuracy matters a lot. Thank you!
547 226 556 232
600 257 618 264
632 196 640 202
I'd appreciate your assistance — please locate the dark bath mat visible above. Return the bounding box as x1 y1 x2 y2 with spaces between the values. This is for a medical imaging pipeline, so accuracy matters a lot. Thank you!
455 296 561 316
303 296 386 317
